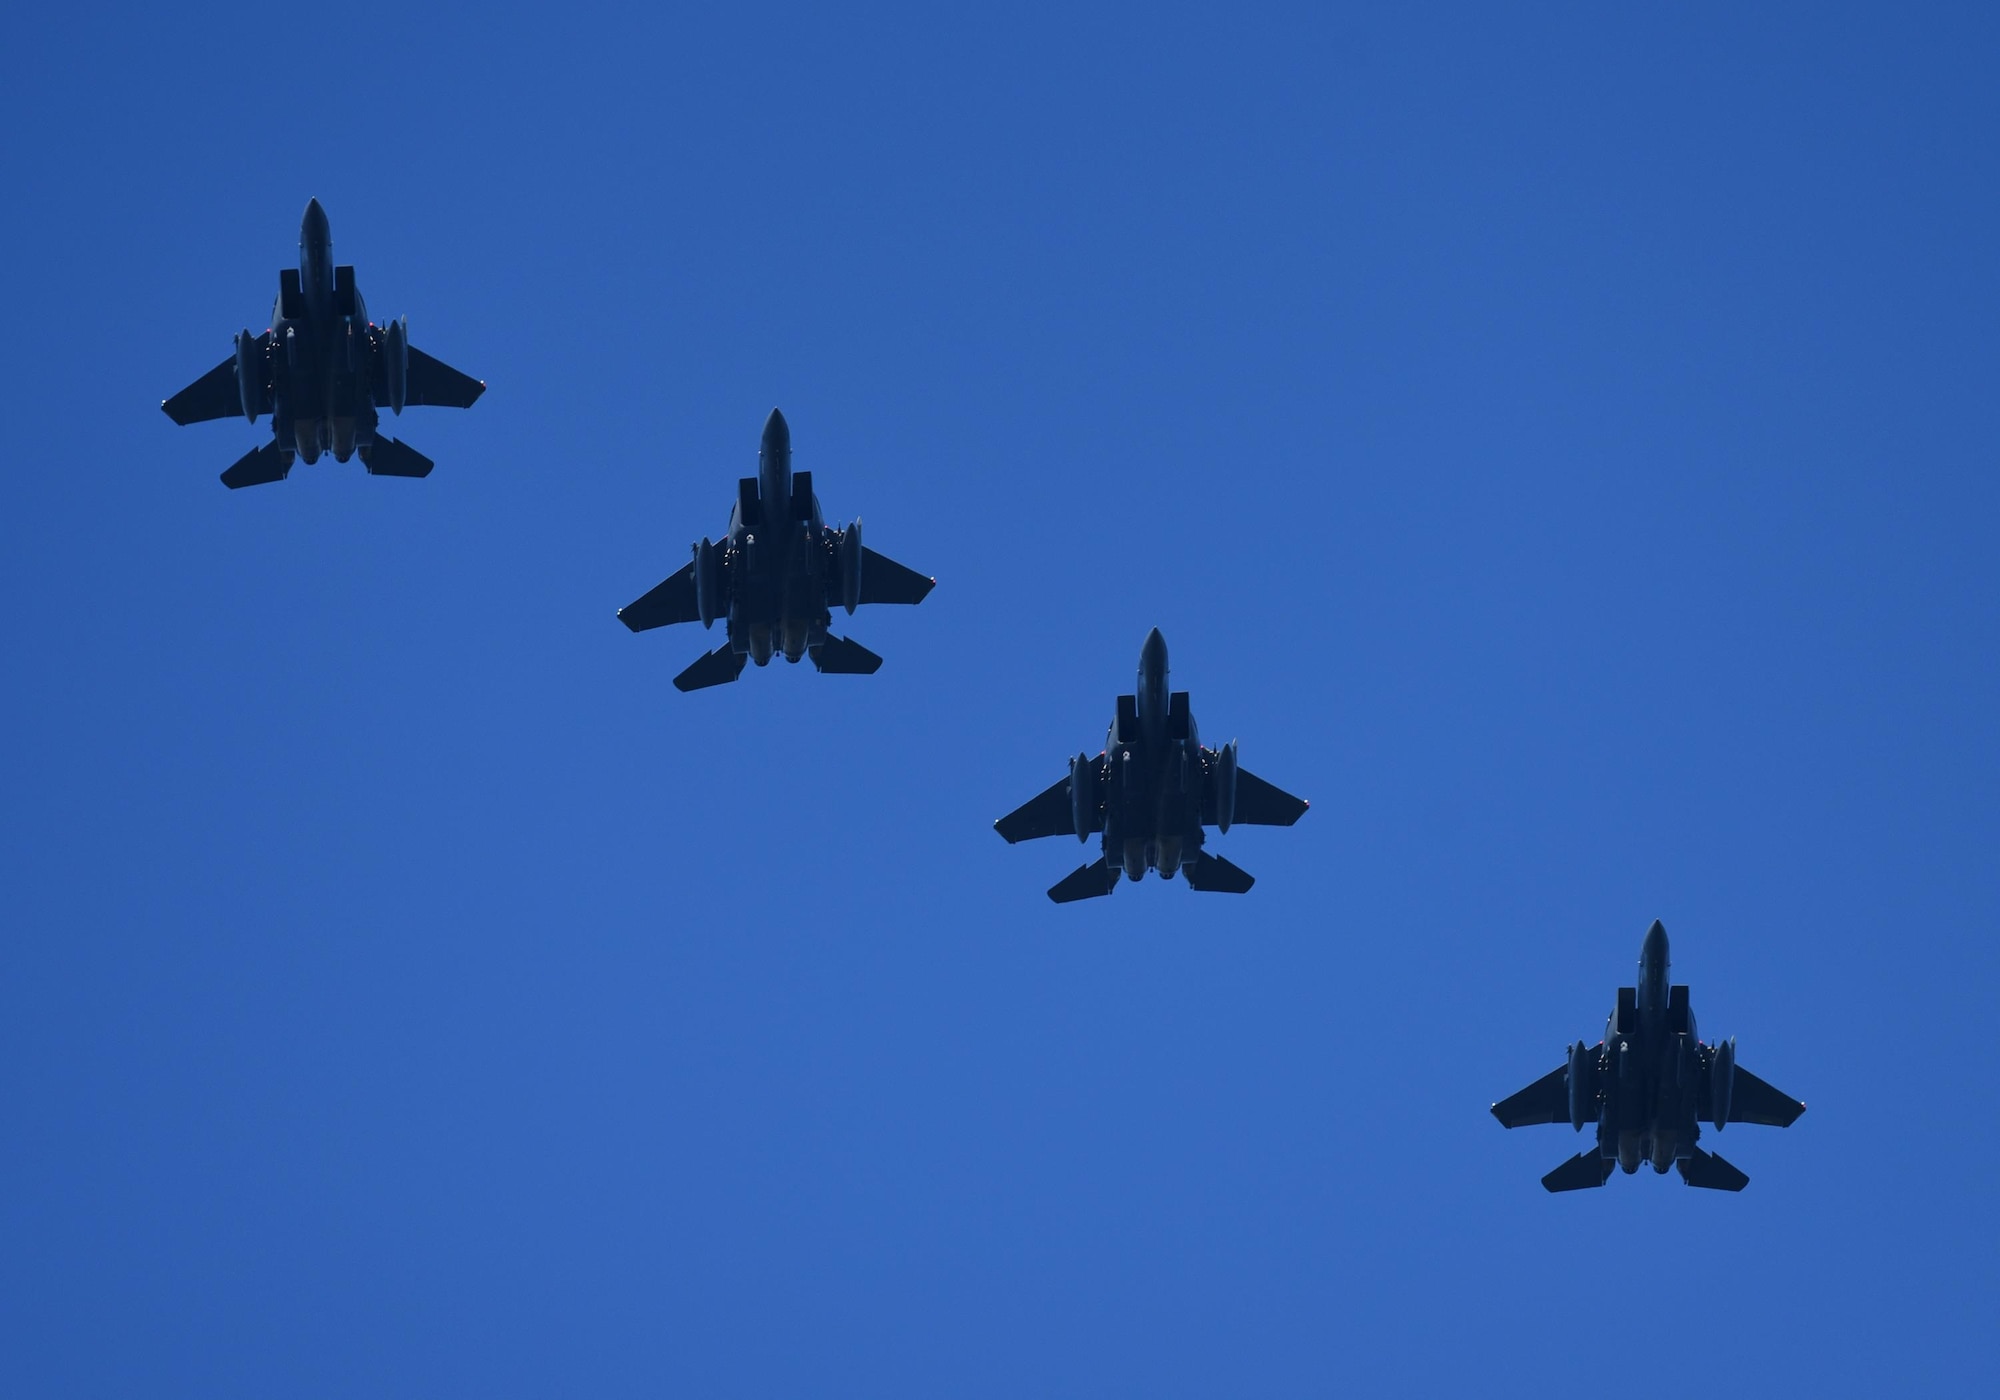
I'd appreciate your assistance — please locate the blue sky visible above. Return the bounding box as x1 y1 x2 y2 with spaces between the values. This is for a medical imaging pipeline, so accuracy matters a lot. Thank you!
3 3 1996 1395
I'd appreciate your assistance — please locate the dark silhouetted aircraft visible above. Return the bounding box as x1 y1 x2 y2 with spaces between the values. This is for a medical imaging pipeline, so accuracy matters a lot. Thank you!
1492 920 1805 1191
162 199 485 488
994 628 1308 902
618 409 934 691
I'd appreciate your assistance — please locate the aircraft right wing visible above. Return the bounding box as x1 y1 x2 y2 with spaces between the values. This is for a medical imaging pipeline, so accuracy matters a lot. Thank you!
618 563 701 632
857 547 934 606
1726 1066 1806 1127
162 355 243 425
1490 1064 1570 1128
400 345 487 409
995 774 1093 844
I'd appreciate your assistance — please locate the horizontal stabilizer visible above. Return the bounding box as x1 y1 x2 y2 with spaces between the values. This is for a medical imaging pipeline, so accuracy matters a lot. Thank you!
857 547 934 606
364 436 435 478
1182 851 1255 893
618 563 699 633
1491 1064 1571 1129
1542 1151 1614 1193
219 441 290 490
1049 857 1116 903
402 345 486 409
673 645 747 693
811 635 883 675
164 356 243 425
1678 1147 1750 1191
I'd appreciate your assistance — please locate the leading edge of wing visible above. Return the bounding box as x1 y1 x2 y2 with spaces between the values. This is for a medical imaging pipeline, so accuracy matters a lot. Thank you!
1491 1064 1570 1128
162 355 244 425
618 562 700 632
995 774 1085 844
1728 1066 1806 1128
857 547 934 606
403 344 487 409
1226 766 1309 827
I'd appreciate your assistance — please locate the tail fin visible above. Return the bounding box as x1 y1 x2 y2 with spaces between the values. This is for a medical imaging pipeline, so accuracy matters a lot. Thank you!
810 635 883 675
1049 857 1116 903
363 436 435 478
219 441 290 490
1541 1151 1614 1193
1677 1146 1749 1192
673 645 748 693
1182 852 1255 893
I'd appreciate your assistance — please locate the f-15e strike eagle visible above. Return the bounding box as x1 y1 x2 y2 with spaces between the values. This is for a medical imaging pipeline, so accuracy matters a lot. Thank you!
1492 921 1805 1191
618 409 935 692
162 199 484 488
995 629 1308 902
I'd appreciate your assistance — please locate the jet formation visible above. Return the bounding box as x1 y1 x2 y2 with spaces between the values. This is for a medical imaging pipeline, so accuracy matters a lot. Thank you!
1491 921 1805 1191
618 409 935 691
160 202 1805 1193
163 199 484 488
995 629 1309 902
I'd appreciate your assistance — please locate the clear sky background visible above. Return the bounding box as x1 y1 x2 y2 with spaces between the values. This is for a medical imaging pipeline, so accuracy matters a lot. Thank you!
3 3 1996 1395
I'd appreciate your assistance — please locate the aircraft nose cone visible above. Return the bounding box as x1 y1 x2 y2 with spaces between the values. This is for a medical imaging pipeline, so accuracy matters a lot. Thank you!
762 407 790 452
1142 627 1168 668
302 197 329 241
1642 919 1669 963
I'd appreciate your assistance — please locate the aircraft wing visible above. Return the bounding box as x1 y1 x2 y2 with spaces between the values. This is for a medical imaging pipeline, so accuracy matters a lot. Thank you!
1491 1064 1570 1128
402 345 486 408
1205 765 1309 827
162 355 243 425
1727 1066 1806 1127
858 547 934 605
618 563 701 632
995 774 1092 843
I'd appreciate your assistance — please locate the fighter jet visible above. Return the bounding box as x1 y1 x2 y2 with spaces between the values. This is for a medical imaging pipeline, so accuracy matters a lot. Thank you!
617 409 935 692
1492 921 1805 1191
994 629 1308 902
162 199 484 488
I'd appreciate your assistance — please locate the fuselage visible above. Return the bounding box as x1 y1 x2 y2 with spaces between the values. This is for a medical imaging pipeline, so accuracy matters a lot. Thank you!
263 198 380 464
1097 630 1213 882
716 409 835 665
1592 922 1715 1173
300 196 334 322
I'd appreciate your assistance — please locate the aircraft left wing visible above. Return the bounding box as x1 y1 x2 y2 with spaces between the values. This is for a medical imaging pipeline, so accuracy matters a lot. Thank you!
857 547 934 606
1203 765 1309 827
995 774 1094 844
618 563 701 632
401 345 486 408
162 356 243 425
1725 1066 1806 1127
1491 1064 1570 1128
